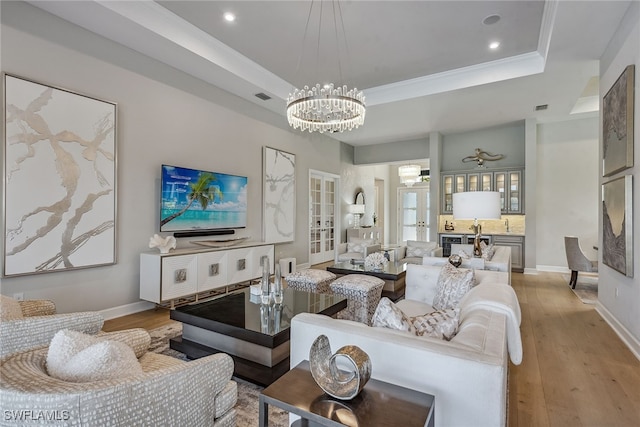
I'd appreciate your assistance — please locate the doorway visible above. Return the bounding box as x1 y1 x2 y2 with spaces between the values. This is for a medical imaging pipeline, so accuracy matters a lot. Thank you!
309 171 339 265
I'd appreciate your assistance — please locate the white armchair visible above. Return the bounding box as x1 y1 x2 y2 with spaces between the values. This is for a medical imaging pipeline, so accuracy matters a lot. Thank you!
335 237 381 263
396 240 443 264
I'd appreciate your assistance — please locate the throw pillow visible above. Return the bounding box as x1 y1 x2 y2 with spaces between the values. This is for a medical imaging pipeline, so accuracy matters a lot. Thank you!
47 330 143 383
371 297 415 333
347 242 366 254
481 244 496 261
411 308 460 341
458 249 471 259
432 263 476 310
0 295 23 321
406 246 433 257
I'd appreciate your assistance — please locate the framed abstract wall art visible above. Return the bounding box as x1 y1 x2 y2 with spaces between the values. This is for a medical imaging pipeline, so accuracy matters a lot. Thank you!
602 64 634 177
263 147 295 243
602 175 633 277
3 74 117 277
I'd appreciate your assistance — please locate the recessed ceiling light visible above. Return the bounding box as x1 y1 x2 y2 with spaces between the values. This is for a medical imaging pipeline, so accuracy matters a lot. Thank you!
223 12 236 22
489 41 500 50
483 14 501 25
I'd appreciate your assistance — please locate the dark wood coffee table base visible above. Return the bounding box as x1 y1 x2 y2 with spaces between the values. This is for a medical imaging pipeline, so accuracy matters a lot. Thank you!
260 361 435 427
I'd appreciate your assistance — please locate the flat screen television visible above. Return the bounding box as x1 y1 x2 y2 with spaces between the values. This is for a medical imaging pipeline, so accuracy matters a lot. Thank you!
160 164 247 233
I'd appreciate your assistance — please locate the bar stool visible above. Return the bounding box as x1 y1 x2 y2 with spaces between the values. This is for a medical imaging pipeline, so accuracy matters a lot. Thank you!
330 275 385 325
284 269 336 294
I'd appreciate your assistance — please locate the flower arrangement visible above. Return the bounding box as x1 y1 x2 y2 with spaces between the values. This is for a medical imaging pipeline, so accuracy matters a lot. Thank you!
364 252 388 270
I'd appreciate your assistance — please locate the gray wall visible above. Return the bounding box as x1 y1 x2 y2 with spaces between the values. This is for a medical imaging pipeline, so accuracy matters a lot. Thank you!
0 2 343 314
597 0 640 354
354 138 429 165
441 122 526 171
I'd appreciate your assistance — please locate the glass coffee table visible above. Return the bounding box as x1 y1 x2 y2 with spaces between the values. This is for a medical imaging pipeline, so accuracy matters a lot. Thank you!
170 287 346 386
326 261 407 300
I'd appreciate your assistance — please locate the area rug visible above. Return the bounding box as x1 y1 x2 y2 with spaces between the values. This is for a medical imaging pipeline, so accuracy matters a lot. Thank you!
561 274 598 304
148 321 289 427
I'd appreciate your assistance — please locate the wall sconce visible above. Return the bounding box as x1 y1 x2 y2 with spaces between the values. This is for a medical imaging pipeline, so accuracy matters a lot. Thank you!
398 164 421 187
348 204 366 228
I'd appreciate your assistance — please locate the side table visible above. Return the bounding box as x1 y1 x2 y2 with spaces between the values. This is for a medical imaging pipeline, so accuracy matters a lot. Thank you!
259 360 435 427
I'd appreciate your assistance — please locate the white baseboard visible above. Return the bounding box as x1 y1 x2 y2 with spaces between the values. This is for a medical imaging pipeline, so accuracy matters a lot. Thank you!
595 301 640 361
99 301 155 321
537 265 569 273
297 262 311 270
523 268 539 275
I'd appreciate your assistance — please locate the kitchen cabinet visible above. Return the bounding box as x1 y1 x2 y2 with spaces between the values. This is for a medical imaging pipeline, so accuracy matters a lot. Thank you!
493 235 524 272
441 169 524 214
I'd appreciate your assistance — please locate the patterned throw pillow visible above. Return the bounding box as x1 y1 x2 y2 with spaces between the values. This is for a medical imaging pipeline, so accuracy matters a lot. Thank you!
411 308 460 341
432 263 476 310
371 297 415 333
406 246 431 257
480 242 496 260
458 249 471 259
347 242 366 253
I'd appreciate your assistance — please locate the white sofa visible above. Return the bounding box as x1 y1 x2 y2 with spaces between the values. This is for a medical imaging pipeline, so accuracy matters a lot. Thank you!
451 243 512 283
291 264 521 427
396 240 443 264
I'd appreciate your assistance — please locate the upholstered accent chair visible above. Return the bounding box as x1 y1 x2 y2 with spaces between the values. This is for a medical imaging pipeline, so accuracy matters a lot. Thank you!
0 328 237 426
564 236 598 289
0 295 104 358
335 237 381 263
396 240 443 264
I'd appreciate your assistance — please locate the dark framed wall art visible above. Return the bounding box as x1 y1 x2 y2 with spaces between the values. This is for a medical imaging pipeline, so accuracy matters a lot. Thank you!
602 175 633 277
602 64 635 177
3 74 117 277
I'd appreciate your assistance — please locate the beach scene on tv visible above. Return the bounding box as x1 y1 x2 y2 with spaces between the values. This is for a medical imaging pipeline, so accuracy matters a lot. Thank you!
160 165 248 232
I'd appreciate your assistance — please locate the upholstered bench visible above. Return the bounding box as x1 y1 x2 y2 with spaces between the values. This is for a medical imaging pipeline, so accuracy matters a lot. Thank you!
285 269 337 294
329 274 385 325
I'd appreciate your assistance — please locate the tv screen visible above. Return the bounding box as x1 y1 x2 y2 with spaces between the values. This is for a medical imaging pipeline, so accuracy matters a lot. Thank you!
160 165 247 233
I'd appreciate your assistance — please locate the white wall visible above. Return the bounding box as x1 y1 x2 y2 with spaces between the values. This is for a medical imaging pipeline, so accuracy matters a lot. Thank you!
0 2 342 314
597 1 640 356
535 117 600 269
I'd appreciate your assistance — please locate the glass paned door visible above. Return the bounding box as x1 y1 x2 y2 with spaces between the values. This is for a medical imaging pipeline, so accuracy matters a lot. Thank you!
309 173 337 265
398 186 430 243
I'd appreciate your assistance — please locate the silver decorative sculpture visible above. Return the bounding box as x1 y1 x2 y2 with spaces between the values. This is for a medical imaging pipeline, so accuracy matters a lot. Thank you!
309 335 371 400
462 147 505 167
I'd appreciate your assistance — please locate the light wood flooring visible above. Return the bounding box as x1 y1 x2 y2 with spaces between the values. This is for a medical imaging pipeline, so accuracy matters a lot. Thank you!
104 270 640 426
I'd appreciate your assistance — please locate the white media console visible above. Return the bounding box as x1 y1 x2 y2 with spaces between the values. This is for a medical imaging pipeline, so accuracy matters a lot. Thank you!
140 241 274 304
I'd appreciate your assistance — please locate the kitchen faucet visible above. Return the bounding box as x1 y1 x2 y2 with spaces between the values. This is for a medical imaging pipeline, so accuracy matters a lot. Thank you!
504 218 510 233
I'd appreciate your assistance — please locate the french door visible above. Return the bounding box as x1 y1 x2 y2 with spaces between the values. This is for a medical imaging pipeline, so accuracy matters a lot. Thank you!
398 185 431 243
309 171 338 265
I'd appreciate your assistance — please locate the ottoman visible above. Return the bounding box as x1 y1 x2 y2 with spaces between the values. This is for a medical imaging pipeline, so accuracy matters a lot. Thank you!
329 274 385 325
285 269 337 294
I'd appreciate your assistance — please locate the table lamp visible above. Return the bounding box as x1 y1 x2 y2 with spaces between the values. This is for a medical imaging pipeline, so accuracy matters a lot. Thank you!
452 191 501 257
348 204 366 228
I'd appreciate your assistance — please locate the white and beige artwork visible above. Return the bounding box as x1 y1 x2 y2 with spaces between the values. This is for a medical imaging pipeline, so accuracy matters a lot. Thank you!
3 74 116 276
263 147 295 243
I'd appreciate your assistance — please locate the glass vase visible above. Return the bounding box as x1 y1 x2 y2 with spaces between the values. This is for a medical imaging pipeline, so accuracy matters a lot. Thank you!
260 255 271 304
272 263 283 304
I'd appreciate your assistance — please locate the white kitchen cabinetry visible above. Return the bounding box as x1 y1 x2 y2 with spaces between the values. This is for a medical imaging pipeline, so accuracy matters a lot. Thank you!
140 243 274 304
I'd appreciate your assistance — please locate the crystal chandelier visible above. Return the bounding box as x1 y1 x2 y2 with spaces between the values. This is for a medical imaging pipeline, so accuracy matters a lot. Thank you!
398 164 421 187
286 0 366 133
